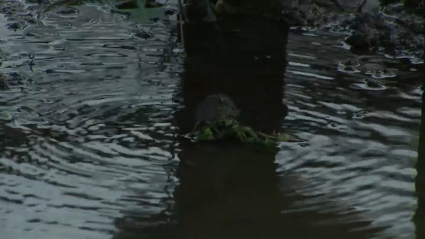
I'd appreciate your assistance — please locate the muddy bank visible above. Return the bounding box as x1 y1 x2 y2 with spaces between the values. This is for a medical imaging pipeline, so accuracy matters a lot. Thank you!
289 3 424 63
279 1 424 60
342 6 424 54
183 0 423 61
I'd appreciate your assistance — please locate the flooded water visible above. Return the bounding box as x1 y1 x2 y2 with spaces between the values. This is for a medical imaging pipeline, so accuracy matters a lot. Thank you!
0 0 423 239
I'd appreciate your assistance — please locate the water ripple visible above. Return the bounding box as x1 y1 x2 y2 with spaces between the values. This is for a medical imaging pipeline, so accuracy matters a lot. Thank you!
282 29 420 237
1 1 181 238
0 1 422 239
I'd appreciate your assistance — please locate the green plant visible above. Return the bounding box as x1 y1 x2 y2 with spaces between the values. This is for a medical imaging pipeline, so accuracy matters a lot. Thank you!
195 116 300 150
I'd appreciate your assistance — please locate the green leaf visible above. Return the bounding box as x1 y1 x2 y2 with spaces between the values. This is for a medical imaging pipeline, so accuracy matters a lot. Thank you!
242 137 256 144
263 138 277 148
194 115 291 150
198 128 215 141
275 133 291 142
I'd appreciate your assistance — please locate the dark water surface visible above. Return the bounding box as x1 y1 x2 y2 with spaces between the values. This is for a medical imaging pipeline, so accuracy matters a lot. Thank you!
0 1 423 239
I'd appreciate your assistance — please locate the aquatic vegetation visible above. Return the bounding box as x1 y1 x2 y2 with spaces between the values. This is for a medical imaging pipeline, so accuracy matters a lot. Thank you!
195 115 299 150
193 94 298 150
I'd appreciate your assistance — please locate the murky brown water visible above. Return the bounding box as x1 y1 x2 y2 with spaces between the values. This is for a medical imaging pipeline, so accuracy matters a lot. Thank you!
0 0 423 239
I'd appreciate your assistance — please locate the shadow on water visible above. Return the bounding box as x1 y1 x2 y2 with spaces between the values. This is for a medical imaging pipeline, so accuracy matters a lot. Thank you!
114 143 386 239
176 16 289 134
113 15 385 239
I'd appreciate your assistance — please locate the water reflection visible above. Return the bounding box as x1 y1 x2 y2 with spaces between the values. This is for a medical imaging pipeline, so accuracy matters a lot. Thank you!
114 143 384 239
176 16 289 134
113 15 384 239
